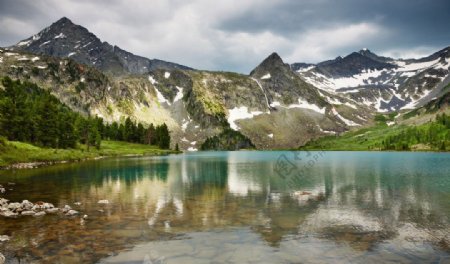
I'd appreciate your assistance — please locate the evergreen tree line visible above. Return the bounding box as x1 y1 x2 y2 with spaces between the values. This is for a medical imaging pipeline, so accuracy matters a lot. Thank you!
102 117 170 149
200 128 255 150
372 113 450 151
0 77 171 150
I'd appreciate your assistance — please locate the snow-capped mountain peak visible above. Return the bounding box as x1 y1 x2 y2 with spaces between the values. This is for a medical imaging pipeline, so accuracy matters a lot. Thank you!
294 46 450 112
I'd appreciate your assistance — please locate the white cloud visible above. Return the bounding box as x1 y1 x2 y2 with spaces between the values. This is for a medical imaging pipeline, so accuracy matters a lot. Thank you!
285 22 387 63
1 0 439 72
0 17 40 43
380 46 438 60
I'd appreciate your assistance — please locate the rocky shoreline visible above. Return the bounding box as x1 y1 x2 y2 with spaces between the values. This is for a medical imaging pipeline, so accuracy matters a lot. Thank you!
0 183 84 263
0 157 105 170
0 152 171 170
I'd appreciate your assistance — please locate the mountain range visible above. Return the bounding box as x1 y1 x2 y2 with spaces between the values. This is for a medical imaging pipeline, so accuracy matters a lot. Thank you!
1 17 449 150
10 17 191 75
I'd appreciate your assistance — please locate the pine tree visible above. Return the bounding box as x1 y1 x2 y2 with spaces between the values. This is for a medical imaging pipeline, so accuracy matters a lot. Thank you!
145 124 156 145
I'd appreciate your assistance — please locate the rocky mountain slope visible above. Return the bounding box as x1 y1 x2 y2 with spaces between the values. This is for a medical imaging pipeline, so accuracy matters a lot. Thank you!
9 17 191 75
1 17 449 150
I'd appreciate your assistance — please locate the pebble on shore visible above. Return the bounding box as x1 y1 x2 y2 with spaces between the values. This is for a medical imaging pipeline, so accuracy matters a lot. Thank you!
0 252 5 264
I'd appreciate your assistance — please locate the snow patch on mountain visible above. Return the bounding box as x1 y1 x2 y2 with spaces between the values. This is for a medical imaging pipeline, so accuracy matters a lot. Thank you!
54 33 66 39
261 73 271 79
270 101 281 107
397 58 441 72
287 98 326 114
401 89 432 110
148 75 157 85
173 86 184 102
296 66 315 73
164 72 171 79
331 108 360 126
228 106 264 130
154 87 170 106
40 41 51 47
375 97 389 113
17 40 31 47
331 69 388 88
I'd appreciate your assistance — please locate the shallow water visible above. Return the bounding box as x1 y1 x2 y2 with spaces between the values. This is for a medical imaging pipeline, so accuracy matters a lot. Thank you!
0 151 449 263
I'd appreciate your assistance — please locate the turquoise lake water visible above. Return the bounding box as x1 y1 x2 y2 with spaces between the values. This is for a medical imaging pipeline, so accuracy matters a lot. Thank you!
0 151 449 263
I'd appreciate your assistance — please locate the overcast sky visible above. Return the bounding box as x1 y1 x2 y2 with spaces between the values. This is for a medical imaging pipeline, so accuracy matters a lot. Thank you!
1 0 449 73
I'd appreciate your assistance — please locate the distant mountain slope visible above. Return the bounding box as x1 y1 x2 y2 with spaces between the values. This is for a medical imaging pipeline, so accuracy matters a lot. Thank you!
294 47 450 112
9 17 192 75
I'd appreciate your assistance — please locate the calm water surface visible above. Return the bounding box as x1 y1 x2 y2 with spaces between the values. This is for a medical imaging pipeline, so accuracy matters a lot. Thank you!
0 151 449 263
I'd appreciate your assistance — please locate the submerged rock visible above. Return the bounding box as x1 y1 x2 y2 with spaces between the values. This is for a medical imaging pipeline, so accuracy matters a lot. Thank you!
62 205 72 213
66 210 79 216
0 252 5 264
98 200 109 204
0 235 9 242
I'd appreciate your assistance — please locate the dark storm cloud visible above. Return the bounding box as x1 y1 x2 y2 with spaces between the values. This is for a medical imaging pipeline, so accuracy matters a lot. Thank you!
0 0 449 73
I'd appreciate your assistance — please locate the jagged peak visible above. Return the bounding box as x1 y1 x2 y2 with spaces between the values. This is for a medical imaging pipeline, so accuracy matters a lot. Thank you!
55 17 73 24
266 52 283 62
250 52 287 76
49 17 76 29
358 48 376 56
257 52 285 68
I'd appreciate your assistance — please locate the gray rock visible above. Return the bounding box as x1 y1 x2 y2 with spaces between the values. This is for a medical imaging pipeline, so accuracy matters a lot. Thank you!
42 203 54 209
34 211 46 217
66 210 79 216
62 205 72 213
46 208 59 214
21 200 34 210
7 202 21 211
1 211 18 217
0 198 8 207
21 210 36 216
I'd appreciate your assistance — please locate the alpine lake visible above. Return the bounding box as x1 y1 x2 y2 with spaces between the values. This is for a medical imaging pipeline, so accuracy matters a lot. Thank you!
0 151 449 263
